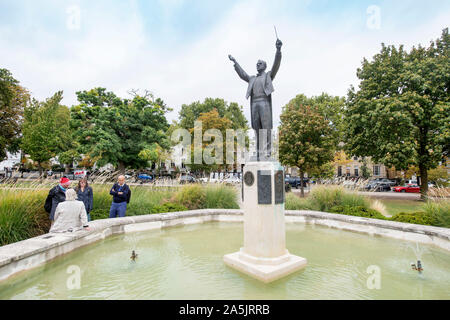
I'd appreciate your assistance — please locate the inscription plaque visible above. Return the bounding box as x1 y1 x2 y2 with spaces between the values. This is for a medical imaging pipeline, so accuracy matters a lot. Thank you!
257 170 272 205
274 170 284 204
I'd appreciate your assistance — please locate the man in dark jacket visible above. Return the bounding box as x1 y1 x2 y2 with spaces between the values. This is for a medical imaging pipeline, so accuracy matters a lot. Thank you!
109 175 130 218
46 177 71 222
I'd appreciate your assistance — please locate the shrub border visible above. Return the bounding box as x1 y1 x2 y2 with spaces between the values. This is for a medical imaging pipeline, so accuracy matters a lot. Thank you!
0 209 449 282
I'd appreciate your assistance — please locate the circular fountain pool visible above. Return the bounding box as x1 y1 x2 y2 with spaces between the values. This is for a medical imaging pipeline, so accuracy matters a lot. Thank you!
0 222 449 299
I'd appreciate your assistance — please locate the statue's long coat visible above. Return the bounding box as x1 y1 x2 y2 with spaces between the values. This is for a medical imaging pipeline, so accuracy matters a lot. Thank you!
233 50 282 130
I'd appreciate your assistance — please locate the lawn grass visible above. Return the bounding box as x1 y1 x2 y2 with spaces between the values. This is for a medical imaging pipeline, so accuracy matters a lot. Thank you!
380 199 424 215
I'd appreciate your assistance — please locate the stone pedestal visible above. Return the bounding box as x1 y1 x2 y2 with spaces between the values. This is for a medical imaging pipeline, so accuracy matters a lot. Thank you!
223 161 307 283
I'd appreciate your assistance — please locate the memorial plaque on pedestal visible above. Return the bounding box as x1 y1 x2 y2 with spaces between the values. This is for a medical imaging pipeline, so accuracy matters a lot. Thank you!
257 170 272 204
274 170 285 204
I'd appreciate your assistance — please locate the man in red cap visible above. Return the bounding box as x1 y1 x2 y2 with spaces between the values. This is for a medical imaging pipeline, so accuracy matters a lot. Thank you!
44 176 71 223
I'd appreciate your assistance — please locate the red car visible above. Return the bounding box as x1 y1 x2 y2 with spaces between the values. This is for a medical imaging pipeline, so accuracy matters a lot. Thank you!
392 184 420 193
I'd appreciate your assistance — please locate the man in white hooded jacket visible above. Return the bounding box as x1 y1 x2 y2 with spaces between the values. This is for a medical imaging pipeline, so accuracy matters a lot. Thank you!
50 189 90 233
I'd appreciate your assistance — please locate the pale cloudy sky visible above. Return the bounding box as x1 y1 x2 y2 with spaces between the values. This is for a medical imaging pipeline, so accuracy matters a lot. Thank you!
0 0 449 127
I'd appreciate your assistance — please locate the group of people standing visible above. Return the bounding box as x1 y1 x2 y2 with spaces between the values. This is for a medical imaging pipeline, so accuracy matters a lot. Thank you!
45 175 131 233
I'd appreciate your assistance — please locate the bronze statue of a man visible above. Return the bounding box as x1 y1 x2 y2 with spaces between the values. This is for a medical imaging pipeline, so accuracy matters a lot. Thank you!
229 39 282 161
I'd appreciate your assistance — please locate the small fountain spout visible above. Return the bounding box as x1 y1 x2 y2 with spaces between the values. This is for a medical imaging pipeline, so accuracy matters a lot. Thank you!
131 250 138 262
411 260 423 273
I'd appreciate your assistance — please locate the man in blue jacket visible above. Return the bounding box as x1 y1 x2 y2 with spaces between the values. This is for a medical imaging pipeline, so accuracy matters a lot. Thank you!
109 175 131 218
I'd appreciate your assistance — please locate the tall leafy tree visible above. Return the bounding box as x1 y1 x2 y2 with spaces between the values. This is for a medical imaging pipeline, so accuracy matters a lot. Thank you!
287 93 346 146
279 102 335 196
345 28 450 198
0 68 29 160
178 98 248 173
21 91 67 177
70 88 170 173
179 97 248 130
188 108 233 175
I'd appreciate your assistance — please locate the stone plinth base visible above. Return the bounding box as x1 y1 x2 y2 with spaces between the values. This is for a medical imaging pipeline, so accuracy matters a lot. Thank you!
223 249 307 283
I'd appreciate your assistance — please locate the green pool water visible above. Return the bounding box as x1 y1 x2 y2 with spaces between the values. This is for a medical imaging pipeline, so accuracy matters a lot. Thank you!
0 222 449 300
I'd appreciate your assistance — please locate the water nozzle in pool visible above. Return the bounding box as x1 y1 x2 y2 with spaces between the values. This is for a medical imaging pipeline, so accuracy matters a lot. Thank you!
131 250 138 262
411 260 423 273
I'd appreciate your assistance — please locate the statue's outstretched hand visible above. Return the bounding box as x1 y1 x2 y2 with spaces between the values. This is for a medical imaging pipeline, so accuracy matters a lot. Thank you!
276 39 283 50
228 55 236 63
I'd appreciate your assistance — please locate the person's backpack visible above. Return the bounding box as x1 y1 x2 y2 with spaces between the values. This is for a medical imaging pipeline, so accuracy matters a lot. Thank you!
127 186 131 204
44 192 53 213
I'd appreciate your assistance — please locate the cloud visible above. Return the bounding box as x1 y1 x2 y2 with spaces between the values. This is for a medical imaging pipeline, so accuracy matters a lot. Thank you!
0 0 448 129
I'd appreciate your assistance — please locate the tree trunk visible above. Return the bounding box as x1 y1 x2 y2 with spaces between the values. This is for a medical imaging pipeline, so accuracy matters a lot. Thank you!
65 163 70 174
118 162 126 174
300 169 305 198
419 163 428 201
38 162 43 180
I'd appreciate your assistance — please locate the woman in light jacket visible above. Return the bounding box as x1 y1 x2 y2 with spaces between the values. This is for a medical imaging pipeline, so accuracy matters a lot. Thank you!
50 189 89 233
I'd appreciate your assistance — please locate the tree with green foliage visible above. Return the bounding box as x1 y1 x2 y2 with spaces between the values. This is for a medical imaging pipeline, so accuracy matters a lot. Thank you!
58 149 81 174
279 102 335 197
188 109 233 175
360 157 372 179
345 28 450 198
0 68 29 160
308 162 335 180
428 165 449 187
70 88 170 173
179 97 248 131
287 93 346 146
21 92 68 177
178 98 248 174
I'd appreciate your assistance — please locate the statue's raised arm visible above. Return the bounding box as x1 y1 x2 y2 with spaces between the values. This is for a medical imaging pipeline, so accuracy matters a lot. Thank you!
228 38 283 161
270 39 282 80
229 54 250 83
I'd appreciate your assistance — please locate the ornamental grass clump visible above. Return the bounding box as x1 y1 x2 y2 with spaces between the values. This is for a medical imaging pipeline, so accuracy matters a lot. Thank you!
204 185 239 209
422 200 450 228
0 187 50 246
175 184 207 210
308 185 370 212
285 192 313 210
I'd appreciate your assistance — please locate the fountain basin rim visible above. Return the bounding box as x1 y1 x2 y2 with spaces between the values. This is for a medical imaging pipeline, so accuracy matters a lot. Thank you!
0 209 449 282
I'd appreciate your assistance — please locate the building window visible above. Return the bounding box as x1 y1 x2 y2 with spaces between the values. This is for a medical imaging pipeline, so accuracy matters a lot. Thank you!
181 162 185 169
338 166 342 176
354 166 359 177
346 167 351 177
373 165 380 176
353 156 358 161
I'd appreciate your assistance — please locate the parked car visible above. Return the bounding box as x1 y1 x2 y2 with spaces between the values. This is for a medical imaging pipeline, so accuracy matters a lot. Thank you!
371 178 396 186
224 176 241 185
365 180 394 191
179 175 196 184
74 170 88 179
372 182 393 192
285 176 308 189
392 184 421 193
364 182 376 191
137 173 153 183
